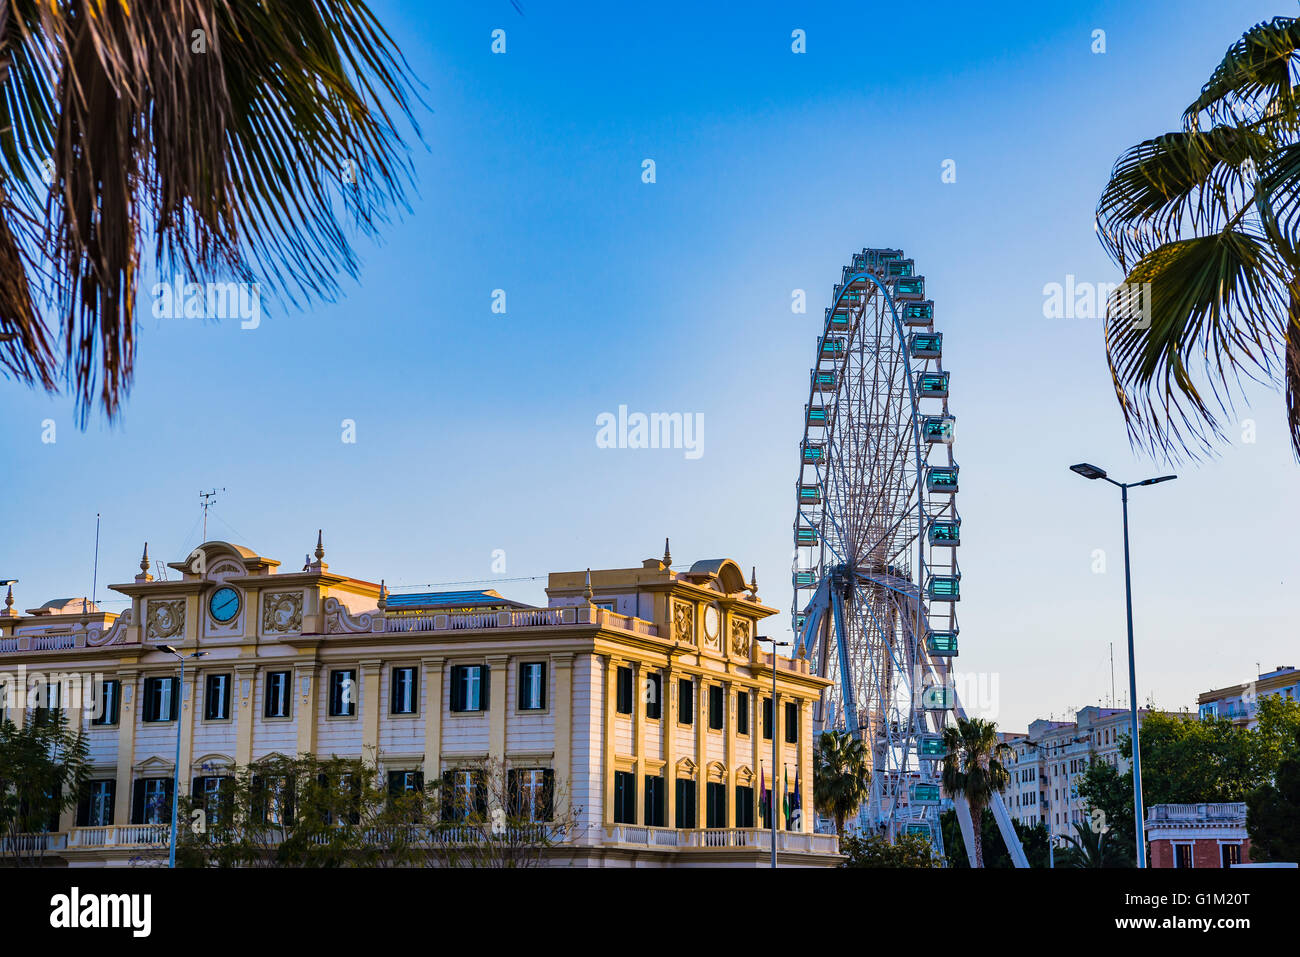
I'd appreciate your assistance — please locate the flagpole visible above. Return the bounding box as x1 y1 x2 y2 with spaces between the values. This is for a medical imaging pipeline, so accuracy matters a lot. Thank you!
760 636 789 869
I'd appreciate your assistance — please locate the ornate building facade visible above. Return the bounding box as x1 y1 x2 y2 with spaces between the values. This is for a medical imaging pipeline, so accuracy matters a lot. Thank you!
0 537 838 866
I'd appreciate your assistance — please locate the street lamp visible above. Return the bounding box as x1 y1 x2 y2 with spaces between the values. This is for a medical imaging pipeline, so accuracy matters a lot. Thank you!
157 644 205 868
1069 462 1175 868
757 636 790 869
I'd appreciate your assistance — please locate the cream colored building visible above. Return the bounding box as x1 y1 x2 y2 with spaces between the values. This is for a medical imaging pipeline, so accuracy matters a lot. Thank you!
0 537 838 866
1003 706 1153 843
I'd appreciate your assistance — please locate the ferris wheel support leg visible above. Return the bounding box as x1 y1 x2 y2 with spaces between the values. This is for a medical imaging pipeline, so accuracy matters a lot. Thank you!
830 586 860 737
989 791 1029 868
954 794 978 868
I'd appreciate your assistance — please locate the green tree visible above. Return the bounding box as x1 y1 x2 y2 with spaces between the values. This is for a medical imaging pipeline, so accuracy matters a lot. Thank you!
0 711 89 866
1077 758 1137 864
1095 16 1300 461
0 0 420 421
1246 726 1300 862
941 717 1013 868
1056 820 1132 868
813 730 870 838
1128 712 1268 804
840 832 944 868
176 753 425 868
940 810 1049 868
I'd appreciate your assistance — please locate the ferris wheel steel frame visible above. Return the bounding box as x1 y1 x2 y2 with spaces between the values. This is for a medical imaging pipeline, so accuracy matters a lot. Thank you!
790 248 1026 868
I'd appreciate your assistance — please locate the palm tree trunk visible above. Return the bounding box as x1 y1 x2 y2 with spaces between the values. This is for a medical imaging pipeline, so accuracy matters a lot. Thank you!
971 805 985 868
835 811 844 839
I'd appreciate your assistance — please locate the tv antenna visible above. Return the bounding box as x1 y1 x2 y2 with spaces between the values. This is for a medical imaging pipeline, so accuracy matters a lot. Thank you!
200 488 225 542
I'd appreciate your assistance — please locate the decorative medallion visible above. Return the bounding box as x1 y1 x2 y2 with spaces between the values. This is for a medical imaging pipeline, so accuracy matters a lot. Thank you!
730 617 751 657
263 591 303 634
146 599 185 641
672 600 695 645
702 603 721 650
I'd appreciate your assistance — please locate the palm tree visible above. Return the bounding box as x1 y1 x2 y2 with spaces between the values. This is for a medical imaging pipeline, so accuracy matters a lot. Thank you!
0 0 420 420
941 716 1012 868
1096 16 1300 462
1057 820 1129 868
813 730 870 839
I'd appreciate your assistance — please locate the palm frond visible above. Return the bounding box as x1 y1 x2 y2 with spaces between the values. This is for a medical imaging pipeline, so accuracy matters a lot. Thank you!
1185 17 1300 128
1104 229 1290 461
1096 127 1273 270
0 0 421 421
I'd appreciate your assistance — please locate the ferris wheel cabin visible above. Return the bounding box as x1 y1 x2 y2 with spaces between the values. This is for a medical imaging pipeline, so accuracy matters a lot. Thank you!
909 332 942 359
926 465 959 493
923 415 956 443
926 631 959 656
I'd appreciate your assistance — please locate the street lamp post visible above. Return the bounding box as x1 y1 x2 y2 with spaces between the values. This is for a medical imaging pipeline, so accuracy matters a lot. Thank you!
157 644 205 868
758 636 790 869
1069 463 1175 869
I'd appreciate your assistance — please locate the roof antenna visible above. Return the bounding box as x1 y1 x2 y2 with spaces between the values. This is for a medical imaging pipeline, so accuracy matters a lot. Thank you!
86 512 101 621
199 488 225 542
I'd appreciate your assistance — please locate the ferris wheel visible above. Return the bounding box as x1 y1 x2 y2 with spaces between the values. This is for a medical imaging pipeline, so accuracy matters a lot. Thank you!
790 247 1026 867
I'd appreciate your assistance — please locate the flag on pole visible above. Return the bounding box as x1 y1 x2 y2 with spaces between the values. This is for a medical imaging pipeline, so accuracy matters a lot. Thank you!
782 767 790 827
760 768 768 825
792 765 801 826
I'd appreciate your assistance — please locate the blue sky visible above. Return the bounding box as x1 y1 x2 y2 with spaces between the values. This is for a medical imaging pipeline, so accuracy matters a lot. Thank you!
2 0 1296 731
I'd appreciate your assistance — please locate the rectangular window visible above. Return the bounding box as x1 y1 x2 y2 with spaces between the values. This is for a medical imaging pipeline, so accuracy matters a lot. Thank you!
77 779 116 827
1221 843 1241 867
708 685 724 731
391 666 418 715
143 676 176 722
90 679 120 726
193 775 234 830
204 673 231 720
264 671 291 718
736 692 749 736
508 768 554 823
734 785 755 828
675 778 697 829
762 696 773 739
132 778 174 825
450 665 489 712
645 671 662 720
644 775 666 827
518 662 546 711
387 770 423 796
616 666 634 714
679 678 694 725
784 701 798 743
706 781 727 828
613 770 636 824
1175 844 1193 869
329 669 357 717
441 769 487 822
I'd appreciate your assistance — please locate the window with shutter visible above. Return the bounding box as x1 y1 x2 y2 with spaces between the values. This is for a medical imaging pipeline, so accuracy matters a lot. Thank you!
675 778 697 829
616 667 633 714
678 679 694 725
645 672 662 720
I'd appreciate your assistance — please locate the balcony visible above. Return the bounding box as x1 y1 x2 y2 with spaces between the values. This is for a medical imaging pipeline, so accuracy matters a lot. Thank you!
68 825 170 848
326 600 659 638
601 825 840 856
1145 803 1246 825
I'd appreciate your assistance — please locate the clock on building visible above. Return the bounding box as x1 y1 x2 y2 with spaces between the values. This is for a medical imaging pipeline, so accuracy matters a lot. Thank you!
208 586 241 623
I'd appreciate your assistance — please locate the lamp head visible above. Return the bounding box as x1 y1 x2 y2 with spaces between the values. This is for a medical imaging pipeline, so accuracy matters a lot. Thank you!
1136 474 1177 486
1070 463 1107 481
157 644 177 655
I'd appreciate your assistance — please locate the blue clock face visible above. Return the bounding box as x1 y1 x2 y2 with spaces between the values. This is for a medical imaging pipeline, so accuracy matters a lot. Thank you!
209 586 241 623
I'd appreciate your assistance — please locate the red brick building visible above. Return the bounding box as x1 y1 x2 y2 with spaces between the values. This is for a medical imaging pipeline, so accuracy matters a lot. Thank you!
1145 803 1252 868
